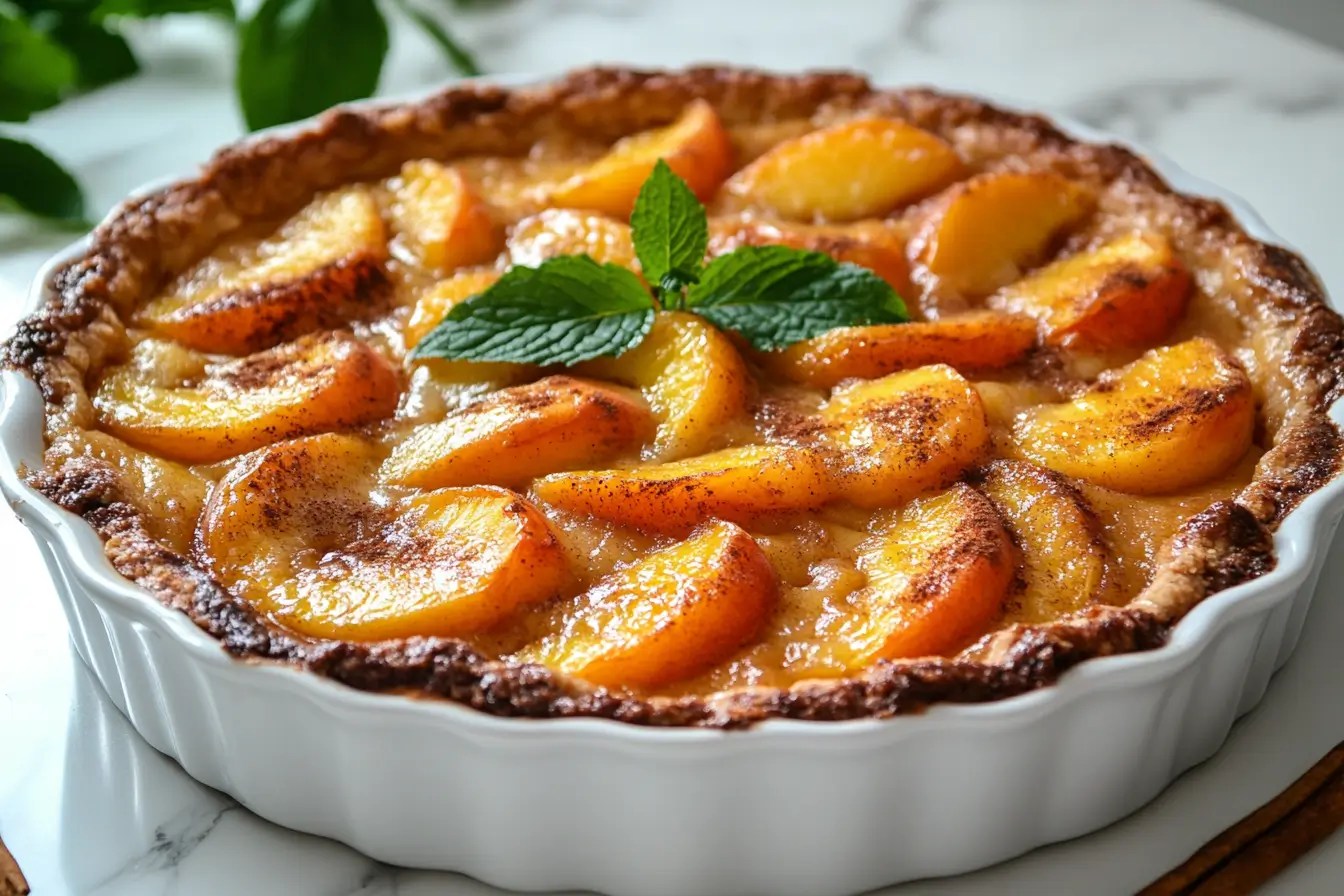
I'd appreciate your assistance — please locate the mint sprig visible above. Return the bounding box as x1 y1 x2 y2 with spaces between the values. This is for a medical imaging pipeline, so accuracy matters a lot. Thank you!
413 162 909 365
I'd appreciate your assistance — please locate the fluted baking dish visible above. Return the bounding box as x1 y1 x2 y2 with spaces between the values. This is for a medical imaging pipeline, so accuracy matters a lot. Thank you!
2 72 1342 896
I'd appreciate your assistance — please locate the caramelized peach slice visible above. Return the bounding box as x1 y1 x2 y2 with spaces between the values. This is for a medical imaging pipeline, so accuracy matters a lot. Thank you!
200 434 568 641
138 187 388 355
533 444 829 535
386 160 501 273
912 171 1094 298
578 311 751 461
507 209 639 272
820 364 991 508
1013 338 1255 494
45 428 210 554
977 460 1119 623
520 521 776 689
722 118 964 221
93 332 398 464
454 154 590 220
548 99 733 217
707 217 913 295
832 484 1015 665
764 311 1037 388
382 376 653 490
992 232 1193 350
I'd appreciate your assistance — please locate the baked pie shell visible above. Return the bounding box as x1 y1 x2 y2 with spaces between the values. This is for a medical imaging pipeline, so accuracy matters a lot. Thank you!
5 67 1342 727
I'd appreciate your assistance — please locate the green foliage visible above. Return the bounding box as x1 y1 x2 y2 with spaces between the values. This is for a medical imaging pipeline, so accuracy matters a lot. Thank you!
0 135 86 223
236 0 389 131
1 0 491 223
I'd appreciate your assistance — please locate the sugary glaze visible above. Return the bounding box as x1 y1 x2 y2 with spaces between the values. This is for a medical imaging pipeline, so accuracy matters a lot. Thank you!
7 69 1342 725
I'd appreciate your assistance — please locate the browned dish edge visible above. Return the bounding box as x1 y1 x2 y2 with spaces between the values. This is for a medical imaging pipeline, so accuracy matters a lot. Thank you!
4 67 1343 727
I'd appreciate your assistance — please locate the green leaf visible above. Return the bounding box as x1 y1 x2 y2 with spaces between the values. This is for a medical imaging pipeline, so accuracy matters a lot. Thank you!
0 11 78 122
391 0 481 77
0 135 86 224
630 158 707 298
413 255 656 366
686 245 909 351
236 0 387 132
39 15 140 90
94 0 235 18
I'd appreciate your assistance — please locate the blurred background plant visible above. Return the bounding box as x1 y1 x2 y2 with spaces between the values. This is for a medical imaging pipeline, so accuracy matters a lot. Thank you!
0 0 492 225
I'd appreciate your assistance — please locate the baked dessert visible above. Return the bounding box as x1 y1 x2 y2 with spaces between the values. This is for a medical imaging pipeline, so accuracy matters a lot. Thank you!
6 68 1342 726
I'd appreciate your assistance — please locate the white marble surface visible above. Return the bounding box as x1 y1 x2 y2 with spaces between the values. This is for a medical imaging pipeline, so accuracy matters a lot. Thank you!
3 1 1344 893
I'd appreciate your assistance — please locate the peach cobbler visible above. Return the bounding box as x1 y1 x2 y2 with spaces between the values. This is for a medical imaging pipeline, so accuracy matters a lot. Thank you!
7 69 1342 725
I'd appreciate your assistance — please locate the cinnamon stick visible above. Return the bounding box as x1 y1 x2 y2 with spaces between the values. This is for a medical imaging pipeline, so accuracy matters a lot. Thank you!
0 836 28 896
1140 740 1344 895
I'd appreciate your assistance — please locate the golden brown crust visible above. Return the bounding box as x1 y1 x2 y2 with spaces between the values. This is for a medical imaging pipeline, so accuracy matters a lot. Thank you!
5 66 1342 726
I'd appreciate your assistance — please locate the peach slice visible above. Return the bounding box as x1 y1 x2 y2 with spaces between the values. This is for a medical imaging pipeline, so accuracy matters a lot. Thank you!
820 364 991 508
137 187 388 355
1013 337 1255 494
832 484 1015 665
533 444 830 535
991 232 1193 350
721 118 964 221
507 209 639 272
977 460 1119 623
707 217 914 295
45 428 210 554
200 434 568 641
764 311 1037 387
382 376 653 490
548 99 733 217
386 159 502 273
519 520 776 689
578 311 751 461
93 332 399 464
911 171 1094 298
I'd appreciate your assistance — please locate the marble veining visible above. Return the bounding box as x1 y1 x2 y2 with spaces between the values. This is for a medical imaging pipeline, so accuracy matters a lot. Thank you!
4 1 1344 894
1063 77 1234 141
894 0 944 53
91 806 238 894
1065 75 1344 141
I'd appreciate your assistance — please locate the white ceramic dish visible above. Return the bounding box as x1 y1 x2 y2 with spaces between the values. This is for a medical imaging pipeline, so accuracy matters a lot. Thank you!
2 82 1342 896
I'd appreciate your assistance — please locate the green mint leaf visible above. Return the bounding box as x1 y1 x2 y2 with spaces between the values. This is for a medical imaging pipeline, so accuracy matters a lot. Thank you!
630 159 708 295
0 135 86 224
390 0 481 77
686 246 909 351
236 0 387 131
37 14 140 91
0 10 78 122
412 255 655 366
94 0 236 19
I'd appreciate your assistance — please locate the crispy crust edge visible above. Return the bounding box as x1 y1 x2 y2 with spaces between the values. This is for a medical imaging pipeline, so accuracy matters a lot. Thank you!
5 66 1342 728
